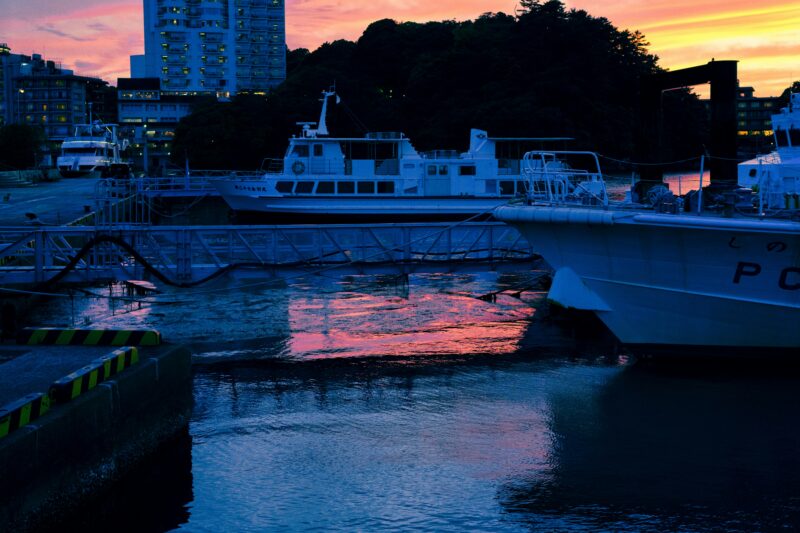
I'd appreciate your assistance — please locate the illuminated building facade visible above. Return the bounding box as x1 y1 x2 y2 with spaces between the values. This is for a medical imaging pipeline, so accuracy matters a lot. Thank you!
141 0 286 95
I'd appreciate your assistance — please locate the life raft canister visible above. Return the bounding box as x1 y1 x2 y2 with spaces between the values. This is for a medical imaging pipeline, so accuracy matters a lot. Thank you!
291 161 306 175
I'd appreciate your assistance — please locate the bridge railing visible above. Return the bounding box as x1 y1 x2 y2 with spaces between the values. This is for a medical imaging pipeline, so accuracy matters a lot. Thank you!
0 222 535 285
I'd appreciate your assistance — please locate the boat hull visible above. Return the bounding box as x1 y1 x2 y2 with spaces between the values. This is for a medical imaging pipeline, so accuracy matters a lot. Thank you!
212 180 516 220
57 168 103 179
495 205 800 352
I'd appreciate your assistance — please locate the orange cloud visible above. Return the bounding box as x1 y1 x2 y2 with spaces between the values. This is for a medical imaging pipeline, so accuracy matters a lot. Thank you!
2 0 798 94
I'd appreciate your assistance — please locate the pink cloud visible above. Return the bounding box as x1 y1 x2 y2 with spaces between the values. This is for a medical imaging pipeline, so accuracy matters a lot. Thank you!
1 0 798 93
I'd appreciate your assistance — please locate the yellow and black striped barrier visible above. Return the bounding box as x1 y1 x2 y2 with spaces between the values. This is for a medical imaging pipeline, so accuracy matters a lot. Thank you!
17 328 161 347
0 392 50 439
49 346 140 404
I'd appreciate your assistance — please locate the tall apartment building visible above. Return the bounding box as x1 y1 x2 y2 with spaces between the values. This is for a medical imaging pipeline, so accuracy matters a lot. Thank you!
141 0 286 95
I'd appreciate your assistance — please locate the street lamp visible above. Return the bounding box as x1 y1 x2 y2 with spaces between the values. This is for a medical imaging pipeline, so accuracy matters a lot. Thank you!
16 89 24 124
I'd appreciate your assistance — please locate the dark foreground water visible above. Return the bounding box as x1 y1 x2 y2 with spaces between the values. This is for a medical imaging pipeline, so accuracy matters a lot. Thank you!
33 272 800 532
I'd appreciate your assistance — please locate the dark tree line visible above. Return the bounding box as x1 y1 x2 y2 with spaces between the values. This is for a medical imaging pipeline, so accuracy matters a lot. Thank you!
0 125 46 170
170 1 778 170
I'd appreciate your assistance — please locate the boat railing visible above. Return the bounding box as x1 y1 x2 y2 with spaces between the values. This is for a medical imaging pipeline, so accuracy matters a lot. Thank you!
138 170 260 194
422 150 461 160
522 151 608 206
754 153 800 210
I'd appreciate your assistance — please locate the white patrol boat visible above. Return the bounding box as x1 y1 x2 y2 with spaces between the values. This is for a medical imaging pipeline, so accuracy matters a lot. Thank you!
495 132 800 355
212 90 570 221
738 93 800 210
57 122 129 178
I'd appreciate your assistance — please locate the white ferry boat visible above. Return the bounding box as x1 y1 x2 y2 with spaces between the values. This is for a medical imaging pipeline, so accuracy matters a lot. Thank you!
495 97 800 355
57 122 129 178
212 90 570 221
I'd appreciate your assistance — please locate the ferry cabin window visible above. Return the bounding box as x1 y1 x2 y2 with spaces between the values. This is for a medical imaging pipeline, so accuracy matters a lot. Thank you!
459 165 476 176
427 165 437 176
439 165 449 176
790 129 800 147
776 129 789 147
296 181 314 193
292 145 309 157
338 181 355 194
313 144 323 157
357 181 375 194
276 181 294 193
317 181 335 194
500 181 515 195
377 181 394 194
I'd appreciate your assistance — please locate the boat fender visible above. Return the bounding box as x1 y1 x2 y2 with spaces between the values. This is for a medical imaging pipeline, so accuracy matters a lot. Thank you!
292 161 306 175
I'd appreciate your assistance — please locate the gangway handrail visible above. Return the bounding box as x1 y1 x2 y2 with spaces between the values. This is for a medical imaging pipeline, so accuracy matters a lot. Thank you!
0 222 537 286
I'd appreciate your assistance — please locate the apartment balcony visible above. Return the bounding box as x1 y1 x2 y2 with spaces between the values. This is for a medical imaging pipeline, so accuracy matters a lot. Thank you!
163 79 190 89
166 55 188 65
163 32 187 42
201 33 224 43
203 68 225 78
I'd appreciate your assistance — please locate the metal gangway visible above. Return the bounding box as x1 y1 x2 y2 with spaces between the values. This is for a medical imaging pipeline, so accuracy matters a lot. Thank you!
0 222 536 286
132 170 260 198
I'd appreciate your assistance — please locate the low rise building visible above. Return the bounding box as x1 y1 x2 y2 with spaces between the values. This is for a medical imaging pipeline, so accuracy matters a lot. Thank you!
117 77 195 172
735 86 781 158
0 44 116 164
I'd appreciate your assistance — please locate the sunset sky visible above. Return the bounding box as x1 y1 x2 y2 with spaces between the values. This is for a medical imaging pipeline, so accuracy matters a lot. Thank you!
1 0 798 95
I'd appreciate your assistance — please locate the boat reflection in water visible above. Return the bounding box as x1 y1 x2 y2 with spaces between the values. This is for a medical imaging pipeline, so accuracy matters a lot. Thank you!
499 363 800 531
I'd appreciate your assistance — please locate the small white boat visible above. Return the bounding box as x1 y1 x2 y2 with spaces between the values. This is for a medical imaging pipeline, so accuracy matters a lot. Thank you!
212 90 570 222
57 122 129 178
495 95 800 355
738 93 800 210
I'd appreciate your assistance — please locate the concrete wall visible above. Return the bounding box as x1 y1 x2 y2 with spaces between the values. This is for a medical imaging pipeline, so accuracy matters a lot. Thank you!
0 345 192 531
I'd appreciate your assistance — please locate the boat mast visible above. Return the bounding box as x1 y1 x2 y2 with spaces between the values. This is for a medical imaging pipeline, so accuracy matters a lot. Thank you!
316 87 337 137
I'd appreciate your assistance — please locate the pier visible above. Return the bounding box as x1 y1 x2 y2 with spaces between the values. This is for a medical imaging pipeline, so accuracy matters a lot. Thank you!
0 222 535 286
0 335 191 530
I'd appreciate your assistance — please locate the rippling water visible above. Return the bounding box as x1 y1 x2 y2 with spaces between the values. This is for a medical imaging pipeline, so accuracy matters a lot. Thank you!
35 272 800 532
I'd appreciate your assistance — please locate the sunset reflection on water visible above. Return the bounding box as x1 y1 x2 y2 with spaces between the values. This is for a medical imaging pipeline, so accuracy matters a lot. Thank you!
287 289 537 359
29 271 547 363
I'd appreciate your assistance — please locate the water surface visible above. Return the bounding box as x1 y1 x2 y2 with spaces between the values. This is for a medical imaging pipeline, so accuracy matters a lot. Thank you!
34 272 800 532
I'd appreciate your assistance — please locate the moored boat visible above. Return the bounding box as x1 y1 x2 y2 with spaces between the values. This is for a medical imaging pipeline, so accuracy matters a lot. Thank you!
738 94 800 210
57 122 129 178
495 116 800 355
212 90 571 222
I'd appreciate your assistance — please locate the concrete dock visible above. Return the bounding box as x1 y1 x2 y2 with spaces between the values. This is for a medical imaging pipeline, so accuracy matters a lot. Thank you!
0 177 99 226
0 339 192 531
